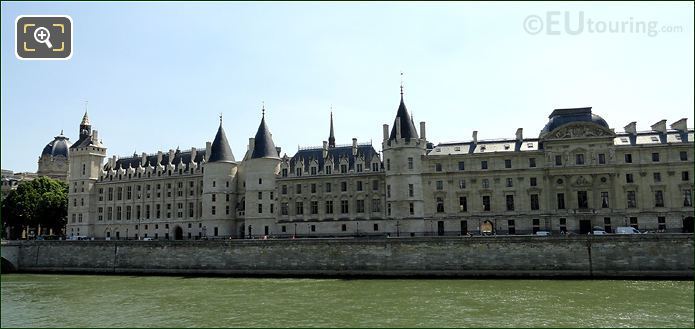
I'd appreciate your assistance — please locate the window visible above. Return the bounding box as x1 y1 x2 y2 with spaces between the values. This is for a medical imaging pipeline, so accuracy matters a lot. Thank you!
436 181 443 190
684 189 692 207
212 181 216 187
311 201 318 214
282 168 288 177
107 207 112 220
311 225 316 232
117 187 122 200
504 159 512 168
372 162 379 172
108 187 113 201
340 164 347 173
126 186 132 199
325 166 332 174
311 167 317 175
296 184 302 194
325 200 333 214
625 154 633 163
626 173 634 183
371 199 381 212
356 199 365 213
530 194 539 210
505 178 513 187
116 206 122 220
325 183 332 193
652 153 660 162
458 161 465 171
387 185 391 198
655 191 664 207
557 193 565 210
577 191 588 209
529 158 536 168
575 154 585 165
559 218 567 233
408 157 414 170
340 200 348 214
459 197 467 212
555 155 562 166
506 195 514 211
372 180 379 191
508 220 515 235
601 192 609 208
482 196 491 211
341 181 347 192
627 191 637 208
481 161 488 170
481 179 490 189
341 224 347 232
295 202 304 215
683 171 690 181
458 179 466 189
630 217 638 229
658 217 666 232
436 197 444 213
408 184 414 197
530 177 537 187
653 172 661 182
356 181 362 191
435 163 442 172
212 194 216 202
356 164 363 172
604 217 612 233
255 203 262 214
386 159 391 171
409 202 414 215
373 224 379 232
126 206 131 220
281 203 289 215
282 185 287 194
598 153 606 164
680 151 688 161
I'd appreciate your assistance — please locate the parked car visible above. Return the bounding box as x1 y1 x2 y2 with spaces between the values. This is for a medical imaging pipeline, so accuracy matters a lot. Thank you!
592 226 607 235
535 231 551 236
142 237 154 241
616 226 642 234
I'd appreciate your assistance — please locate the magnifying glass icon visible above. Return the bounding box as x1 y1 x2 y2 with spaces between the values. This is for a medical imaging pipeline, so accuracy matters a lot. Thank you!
33 27 53 49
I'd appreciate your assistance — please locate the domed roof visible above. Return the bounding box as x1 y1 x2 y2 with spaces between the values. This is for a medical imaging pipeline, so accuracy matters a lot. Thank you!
41 131 71 158
540 107 609 136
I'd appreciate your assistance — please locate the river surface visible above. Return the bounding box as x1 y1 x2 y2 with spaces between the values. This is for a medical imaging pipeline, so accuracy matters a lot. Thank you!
1 274 693 328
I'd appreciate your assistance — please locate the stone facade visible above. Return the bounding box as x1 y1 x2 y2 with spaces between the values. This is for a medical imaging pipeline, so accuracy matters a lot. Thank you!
66 92 694 239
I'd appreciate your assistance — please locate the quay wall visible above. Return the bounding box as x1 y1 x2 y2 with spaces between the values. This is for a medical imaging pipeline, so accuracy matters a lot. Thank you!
2 234 693 278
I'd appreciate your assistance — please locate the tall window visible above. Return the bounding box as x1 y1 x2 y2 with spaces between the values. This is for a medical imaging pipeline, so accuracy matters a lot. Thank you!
408 157 414 170
482 179 490 189
311 201 319 214
355 181 362 192
625 154 633 163
340 200 349 214
529 158 536 168
506 178 513 187
557 193 565 210
458 161 465 170
575 154 585 165
341 181 347 192
281 202 289 215
601 192 609 208
296 184 302 194
626 173 634 183
530 177 537 187
653 172 661 183
325 183 332 193
652 152 660 162
655 191 664 207
459 179 466 189
683 171 690 181
577 191 588 209
356 200 365 213
436 181 443 190
295 202 304 215
325 200 333 214
530 194 539 210
408 184 414 197
459 196 467 212
481 161 488 170
684 189 692 207
482 196 491 211
435 163 442 172
598 153 606 164
436 197 444 213
627 191 637 208
555 155 562 166
386 159 391 171
506 195 514 211
504 159 512 168
680 151 688 161
371 199 381 212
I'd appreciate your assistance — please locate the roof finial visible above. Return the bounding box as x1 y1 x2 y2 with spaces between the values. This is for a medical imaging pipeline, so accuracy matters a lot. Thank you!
60 129 64 135
262 101 265 118
219 112 223 125
400 71 404 96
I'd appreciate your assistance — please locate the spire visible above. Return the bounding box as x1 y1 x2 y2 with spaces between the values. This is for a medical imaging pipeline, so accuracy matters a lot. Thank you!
251 107 279 159
208 119 235 163
80 111 90 126
389 78 419 142
328 109 336 148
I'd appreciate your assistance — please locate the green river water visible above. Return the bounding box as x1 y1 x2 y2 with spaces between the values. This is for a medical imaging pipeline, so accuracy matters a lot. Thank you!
1 274 693 327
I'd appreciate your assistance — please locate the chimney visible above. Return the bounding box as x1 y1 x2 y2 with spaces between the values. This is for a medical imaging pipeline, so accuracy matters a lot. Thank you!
395 118 401 140
205 142 211 161
322 141 328 159
420 122 426 141
141 152 147 166
190 147 197 163
671 118 688 132
352 138 357 156
383 124 389 141
516 128 523 142
112 155 117 167
92 130 98 143
168 149 175 164
157 151 163 165
472 131 478 144
249 138 255 152
624 122 637 135
651 120 667 134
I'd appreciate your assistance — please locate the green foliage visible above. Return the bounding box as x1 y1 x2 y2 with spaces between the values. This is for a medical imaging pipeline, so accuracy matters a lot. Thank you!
1 176 68 239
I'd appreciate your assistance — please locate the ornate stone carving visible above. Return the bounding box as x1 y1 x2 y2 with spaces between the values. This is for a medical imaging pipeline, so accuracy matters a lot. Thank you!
545 124 614 140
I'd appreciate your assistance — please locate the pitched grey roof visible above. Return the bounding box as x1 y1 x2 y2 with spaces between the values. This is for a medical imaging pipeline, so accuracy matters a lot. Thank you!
389 94 419 141
289 145 379 173
251 116 279 159
108 149 206 171
208 124 235 163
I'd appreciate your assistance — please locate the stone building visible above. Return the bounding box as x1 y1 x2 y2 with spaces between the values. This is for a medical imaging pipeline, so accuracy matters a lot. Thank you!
37 130 71 181
65 88 694 239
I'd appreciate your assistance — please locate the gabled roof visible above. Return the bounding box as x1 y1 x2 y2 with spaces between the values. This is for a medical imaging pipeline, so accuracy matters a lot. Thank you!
208 124 235 163
251 116 279 159
389 94 419 141
289 145 379 173
108 149 206 171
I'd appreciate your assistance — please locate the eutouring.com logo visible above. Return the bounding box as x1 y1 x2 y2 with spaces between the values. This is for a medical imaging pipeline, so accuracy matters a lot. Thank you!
523 11 683 37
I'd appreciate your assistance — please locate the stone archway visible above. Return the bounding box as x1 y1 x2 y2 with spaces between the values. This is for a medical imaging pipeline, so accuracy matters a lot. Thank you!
481 220 494 235
174 226 183 240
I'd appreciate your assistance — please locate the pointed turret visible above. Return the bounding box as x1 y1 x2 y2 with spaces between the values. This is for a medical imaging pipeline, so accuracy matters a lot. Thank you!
328 111 336 148
208 118 235 163
251 111 279 159
388 88 419 141
80 111 90 126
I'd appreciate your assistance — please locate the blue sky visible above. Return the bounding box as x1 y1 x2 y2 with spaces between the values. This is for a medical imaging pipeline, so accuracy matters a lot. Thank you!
2 2 693 172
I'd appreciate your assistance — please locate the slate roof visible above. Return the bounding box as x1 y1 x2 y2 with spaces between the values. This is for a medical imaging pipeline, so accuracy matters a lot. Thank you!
389 94 419 141
69 134 99 149
289 145 379 173
540 107 609 136
208 124 235 163
41 132 71 157
251 116 280 159
107 149 207 171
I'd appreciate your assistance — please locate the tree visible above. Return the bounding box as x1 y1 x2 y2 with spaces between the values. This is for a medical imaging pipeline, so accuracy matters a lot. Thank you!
1 176 68 239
